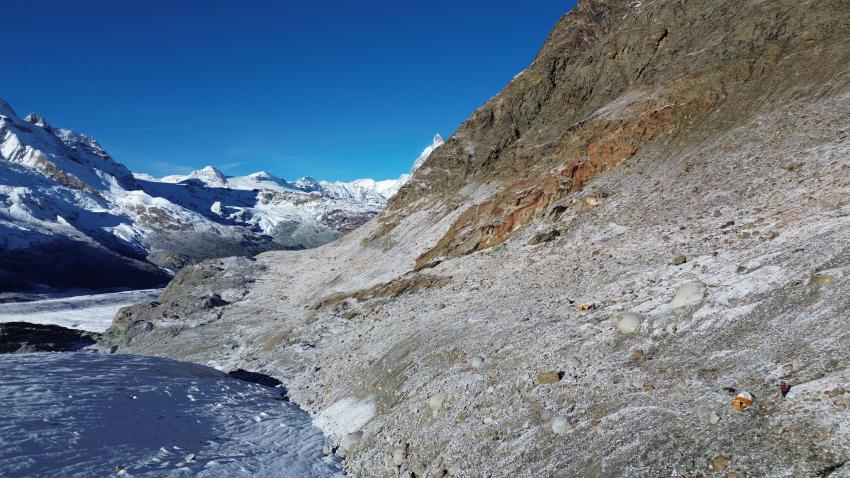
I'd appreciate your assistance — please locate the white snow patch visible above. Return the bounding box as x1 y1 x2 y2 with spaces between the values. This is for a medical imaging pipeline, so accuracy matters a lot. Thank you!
313 396 376 438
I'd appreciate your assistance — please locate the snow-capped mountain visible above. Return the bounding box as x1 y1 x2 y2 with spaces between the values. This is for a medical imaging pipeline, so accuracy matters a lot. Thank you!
0 98 442 293
412 134 444 172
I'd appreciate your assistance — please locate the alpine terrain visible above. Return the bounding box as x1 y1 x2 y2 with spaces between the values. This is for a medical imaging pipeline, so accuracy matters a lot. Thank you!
0 100 437 294
103 0 850 476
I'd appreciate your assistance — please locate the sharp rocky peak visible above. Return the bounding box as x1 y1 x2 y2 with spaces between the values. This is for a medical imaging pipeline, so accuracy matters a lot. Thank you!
24 113 52 130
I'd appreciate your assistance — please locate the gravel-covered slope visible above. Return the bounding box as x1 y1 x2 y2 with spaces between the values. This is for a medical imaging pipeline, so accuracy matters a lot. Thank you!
105 0 850 476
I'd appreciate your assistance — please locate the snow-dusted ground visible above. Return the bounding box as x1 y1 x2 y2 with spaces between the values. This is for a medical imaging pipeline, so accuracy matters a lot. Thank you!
0 289 162 332
0 352 345 478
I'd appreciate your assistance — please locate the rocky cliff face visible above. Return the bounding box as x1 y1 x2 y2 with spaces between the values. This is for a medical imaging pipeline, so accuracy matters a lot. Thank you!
105 1 850 476
383 0 849 268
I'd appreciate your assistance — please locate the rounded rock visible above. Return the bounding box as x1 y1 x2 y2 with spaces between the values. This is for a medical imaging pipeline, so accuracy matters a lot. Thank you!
468 355 485 369
340 431 363 452
670 281 707 309
393 448 408 466
428 393 448 410
616 312 644 335
551 415 570 435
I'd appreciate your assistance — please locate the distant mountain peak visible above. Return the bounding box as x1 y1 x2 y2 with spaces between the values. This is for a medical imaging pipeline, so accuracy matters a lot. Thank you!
412 133 445 172
24 113 52 130
295 177 321 191
198 165 224 175
248 171 273 180
187 165 227 186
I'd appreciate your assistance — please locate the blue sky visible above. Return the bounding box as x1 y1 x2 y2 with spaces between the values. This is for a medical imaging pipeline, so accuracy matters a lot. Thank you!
2 1 575 181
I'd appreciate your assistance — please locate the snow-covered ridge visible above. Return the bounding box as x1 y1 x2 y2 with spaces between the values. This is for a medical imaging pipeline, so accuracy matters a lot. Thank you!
0 97 445 292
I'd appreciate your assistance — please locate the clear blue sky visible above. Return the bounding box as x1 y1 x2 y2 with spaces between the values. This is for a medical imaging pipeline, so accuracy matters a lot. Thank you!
1 1 575 181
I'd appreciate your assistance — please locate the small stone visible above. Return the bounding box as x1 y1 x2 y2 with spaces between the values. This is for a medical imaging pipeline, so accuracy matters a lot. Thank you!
468 355 485 369
393 448 408 465
666 324 678 334
580 325 600 338
536 371 563 384
448 464 460 475
672 255 687 265
184 453 196 462
630 378 646 390
322 444 334 456
428 393 448 410
340 431 363 452
412 463 427 476
711 455 731 470
616 312 644 335
551 415 570 435
709 411 721 424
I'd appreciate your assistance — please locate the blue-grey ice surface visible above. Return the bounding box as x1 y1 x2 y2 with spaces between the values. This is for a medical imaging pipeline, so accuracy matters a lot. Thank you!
0 352 345 477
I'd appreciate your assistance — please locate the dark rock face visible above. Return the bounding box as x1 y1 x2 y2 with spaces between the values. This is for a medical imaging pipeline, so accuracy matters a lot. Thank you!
0 322 100 353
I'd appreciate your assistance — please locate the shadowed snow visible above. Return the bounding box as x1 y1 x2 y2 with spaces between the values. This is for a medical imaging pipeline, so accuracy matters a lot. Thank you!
0 353 345 478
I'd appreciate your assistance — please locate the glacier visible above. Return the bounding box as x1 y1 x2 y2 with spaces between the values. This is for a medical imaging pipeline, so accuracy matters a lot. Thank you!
0 352 345 477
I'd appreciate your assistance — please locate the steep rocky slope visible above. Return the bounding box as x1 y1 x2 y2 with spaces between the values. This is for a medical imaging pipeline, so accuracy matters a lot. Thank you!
0 102 424 293
106 0 850 476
